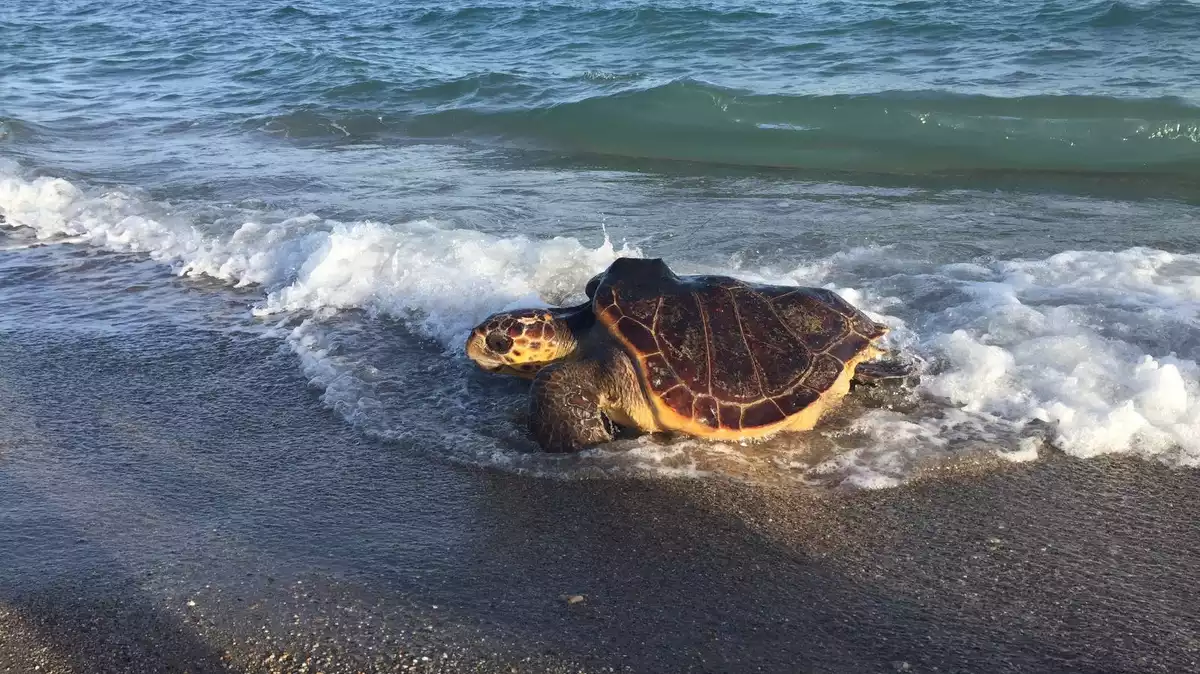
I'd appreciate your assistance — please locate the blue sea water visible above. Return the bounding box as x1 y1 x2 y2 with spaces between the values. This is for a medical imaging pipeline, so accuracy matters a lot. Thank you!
2 0 1200 485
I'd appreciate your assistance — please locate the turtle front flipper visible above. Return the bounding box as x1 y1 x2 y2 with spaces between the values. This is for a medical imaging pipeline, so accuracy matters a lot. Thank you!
530 362 615 453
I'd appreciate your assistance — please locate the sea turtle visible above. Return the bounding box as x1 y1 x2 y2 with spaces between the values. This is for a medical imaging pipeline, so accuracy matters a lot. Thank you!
466 257 911 452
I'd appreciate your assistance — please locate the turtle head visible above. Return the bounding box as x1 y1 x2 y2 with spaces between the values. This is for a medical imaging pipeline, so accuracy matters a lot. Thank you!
466 307 583 379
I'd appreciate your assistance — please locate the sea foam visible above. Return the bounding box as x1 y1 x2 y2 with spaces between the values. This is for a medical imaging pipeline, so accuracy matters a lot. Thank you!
0 170 634 347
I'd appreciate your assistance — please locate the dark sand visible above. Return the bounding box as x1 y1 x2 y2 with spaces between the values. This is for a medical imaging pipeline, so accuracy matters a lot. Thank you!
2 326 1199 673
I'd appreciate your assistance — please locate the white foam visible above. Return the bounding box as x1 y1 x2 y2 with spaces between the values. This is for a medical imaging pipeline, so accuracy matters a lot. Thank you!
1000 437 1042 464
1 170 636 351
4 168 1199 487
251 219 636 348
922 249 1200 464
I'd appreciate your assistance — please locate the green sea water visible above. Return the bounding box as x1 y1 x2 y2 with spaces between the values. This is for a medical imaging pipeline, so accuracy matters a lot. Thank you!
4 0 1200 184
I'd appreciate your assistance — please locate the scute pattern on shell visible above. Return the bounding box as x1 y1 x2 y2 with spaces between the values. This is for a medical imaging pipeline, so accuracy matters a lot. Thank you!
593 259 888 435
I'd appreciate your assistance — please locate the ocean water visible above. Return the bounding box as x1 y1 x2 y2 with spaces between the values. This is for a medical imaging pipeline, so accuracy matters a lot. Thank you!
2 0 1199 488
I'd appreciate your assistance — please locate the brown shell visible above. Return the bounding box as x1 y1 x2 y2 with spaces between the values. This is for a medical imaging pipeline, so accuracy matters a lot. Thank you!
592 258 887 435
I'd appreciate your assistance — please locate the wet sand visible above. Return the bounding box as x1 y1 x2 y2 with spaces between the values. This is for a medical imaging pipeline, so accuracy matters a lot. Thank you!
2 327 1199 673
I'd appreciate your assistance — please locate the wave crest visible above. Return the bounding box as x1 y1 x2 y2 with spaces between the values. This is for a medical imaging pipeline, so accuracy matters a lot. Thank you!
258 81 1200 175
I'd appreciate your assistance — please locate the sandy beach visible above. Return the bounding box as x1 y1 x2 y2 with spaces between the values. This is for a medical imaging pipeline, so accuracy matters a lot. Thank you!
3 325 1198 673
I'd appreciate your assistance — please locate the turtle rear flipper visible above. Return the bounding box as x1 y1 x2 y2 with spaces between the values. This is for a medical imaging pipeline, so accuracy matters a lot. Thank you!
851 358 919 389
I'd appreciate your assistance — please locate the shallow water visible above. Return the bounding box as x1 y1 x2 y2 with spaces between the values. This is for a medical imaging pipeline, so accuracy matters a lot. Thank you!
2 0 1200 488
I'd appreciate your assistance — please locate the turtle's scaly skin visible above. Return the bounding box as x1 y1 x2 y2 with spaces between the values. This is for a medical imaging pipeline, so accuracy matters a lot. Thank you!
590 258 888 440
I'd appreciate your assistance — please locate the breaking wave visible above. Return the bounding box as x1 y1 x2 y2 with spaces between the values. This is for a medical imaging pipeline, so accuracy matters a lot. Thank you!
3 167 1198 487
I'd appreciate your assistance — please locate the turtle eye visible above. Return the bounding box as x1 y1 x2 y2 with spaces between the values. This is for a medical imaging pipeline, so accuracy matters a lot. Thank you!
486 332 514 354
